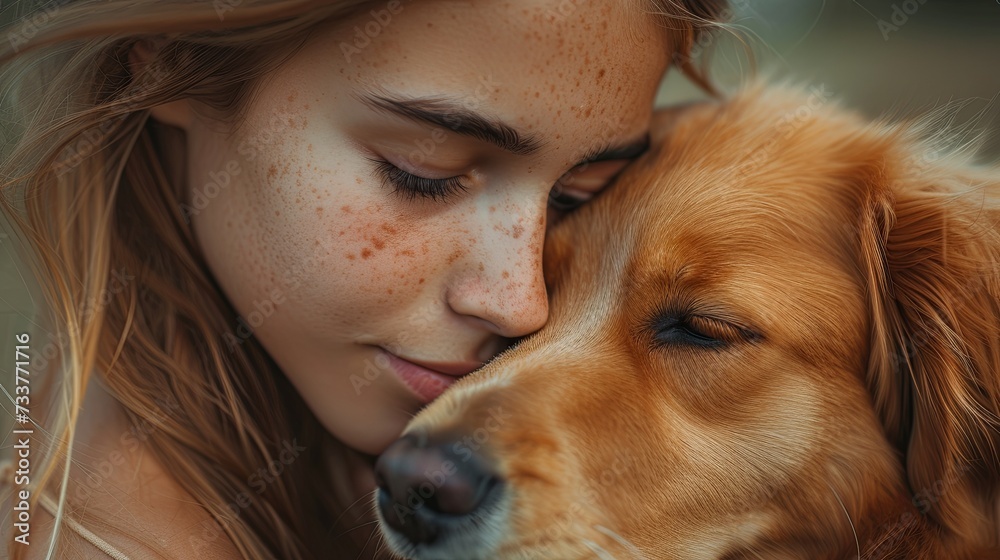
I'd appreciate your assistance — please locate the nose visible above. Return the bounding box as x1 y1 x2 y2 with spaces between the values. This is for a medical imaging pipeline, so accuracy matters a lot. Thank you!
375 434 504 545
446 204 550 338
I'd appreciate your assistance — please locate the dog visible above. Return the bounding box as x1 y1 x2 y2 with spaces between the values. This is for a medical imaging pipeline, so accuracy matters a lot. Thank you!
372 84 1000 559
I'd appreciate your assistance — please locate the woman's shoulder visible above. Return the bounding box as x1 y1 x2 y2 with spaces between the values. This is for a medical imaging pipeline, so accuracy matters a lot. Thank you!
27 378 245 558
8 455 243 560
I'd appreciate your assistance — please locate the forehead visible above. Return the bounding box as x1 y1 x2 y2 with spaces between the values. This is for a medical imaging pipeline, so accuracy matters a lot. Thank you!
313 0 673 150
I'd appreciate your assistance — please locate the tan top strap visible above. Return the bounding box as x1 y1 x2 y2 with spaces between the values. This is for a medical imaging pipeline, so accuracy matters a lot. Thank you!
35 492 133 560
1 459 132 560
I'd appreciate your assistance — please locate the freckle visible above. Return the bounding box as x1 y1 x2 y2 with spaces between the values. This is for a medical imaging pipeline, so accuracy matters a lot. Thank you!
275 210 280 216
381 223 398 234
585 107 592 117
418 278 425 284
597 68 606 80
372 237 385 250
287 91 297 102
346 253 356 260
304 104 310 110
267 165 277 180
489 206 496 213
478 262 484 272
308 144 313 152
342 205 352 213
512 225 524 238
387 288 394 295
338 230 345 236
316 207 323 214
361 248 373 259
502 271 510 279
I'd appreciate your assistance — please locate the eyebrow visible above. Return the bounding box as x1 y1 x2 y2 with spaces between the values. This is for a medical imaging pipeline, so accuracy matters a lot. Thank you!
357 90 651 165
358 91 544 155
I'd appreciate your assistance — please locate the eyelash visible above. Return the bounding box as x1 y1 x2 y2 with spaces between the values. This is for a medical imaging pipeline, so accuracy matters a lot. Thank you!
648 311 761 351
368 157 469 202
367 156 595 210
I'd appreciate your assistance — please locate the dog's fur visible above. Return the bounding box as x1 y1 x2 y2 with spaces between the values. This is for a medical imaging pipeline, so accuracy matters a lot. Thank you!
377 85 1000 559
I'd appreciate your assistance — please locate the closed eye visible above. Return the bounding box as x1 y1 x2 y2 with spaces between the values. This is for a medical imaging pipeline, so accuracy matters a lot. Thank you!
647 312 760 351
367 156 470 202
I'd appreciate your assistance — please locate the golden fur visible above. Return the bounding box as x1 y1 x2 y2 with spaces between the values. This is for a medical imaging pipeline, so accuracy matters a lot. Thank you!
376 84 1000 559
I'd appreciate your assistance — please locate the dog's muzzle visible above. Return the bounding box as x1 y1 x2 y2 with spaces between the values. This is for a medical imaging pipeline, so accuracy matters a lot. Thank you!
375 432 507 556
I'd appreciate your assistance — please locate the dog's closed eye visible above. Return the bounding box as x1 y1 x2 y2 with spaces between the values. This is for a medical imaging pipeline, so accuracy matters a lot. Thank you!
646 311 760 350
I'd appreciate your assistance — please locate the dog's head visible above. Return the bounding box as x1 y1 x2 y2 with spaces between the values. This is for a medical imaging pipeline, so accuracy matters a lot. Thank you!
374 85 1000 559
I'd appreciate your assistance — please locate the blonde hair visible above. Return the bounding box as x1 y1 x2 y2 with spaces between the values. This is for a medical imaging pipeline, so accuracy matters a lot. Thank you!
0 1 729 558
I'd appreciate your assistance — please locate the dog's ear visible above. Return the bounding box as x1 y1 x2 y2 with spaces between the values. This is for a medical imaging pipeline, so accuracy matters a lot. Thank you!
859 156 1000 546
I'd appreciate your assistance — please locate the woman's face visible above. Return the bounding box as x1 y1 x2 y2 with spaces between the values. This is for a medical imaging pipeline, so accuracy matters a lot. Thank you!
179 0 672 454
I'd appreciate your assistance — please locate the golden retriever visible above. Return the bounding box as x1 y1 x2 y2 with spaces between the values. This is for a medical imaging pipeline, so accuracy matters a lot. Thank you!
373 84 1000 559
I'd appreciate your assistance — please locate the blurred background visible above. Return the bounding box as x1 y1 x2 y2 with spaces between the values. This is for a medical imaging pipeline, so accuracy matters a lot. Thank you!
1 0 1000 433
657 0 1000 158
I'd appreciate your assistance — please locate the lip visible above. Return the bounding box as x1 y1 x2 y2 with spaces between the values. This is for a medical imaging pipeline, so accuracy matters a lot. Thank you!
379 349 484 403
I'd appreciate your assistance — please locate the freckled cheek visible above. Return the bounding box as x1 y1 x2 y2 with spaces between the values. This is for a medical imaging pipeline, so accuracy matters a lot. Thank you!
330 209 453 299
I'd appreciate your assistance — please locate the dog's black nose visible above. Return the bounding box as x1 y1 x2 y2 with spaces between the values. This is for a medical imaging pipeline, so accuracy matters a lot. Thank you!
375 433 502 545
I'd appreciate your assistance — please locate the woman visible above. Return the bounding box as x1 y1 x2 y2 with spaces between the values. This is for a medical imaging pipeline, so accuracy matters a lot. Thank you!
0 0 729 558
